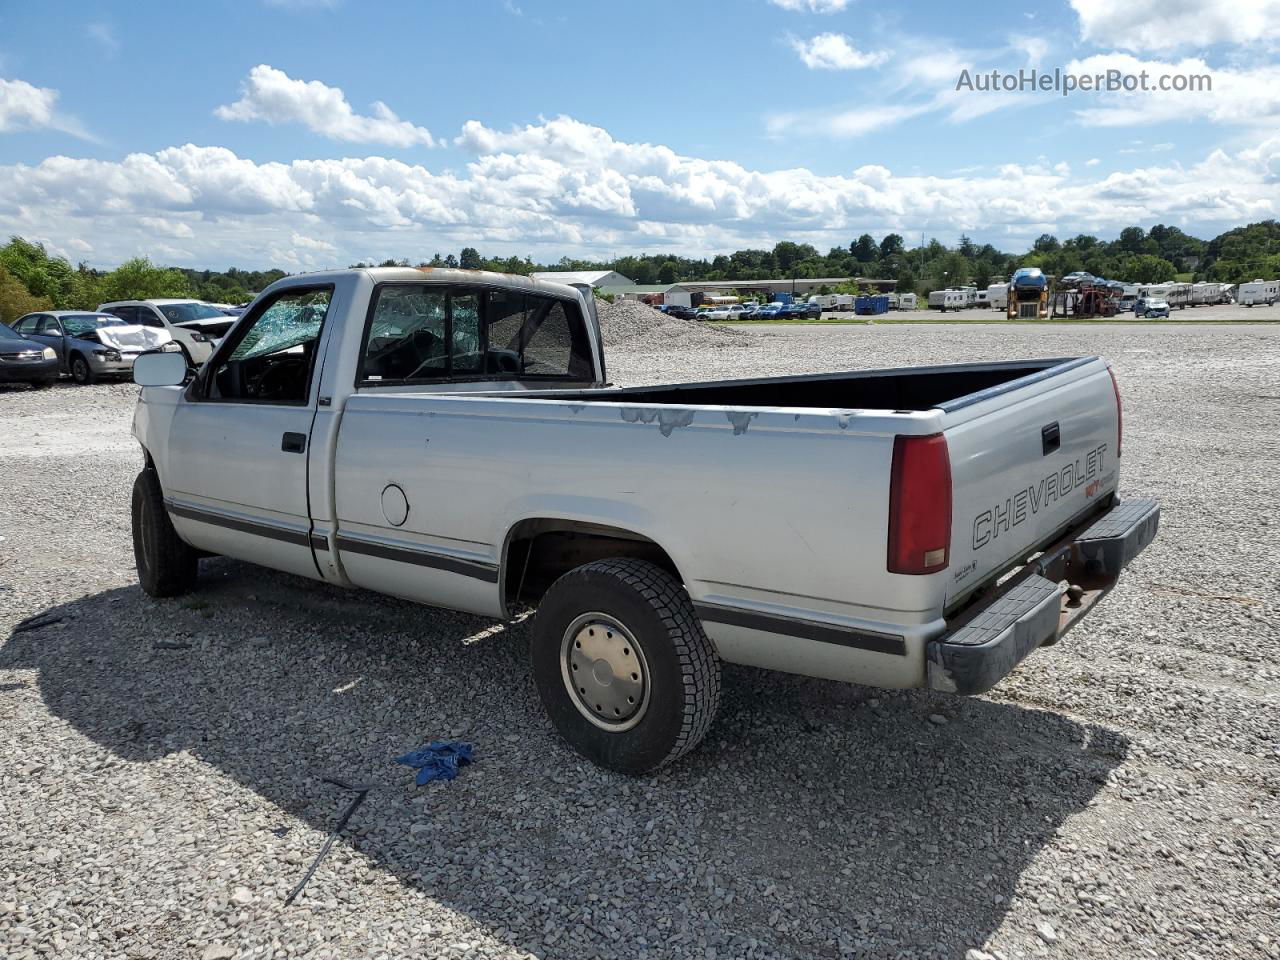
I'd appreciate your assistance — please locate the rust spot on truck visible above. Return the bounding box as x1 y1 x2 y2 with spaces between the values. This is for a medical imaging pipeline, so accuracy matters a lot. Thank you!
620 407 696 437
725 411 757 435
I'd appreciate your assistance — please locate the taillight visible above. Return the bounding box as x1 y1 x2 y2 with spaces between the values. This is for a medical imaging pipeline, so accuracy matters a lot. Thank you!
1106 364 1123 458
887 433 952 575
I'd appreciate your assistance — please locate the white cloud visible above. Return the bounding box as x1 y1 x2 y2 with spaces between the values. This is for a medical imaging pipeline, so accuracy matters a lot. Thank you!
787 33 889 70
769 37 1038 137
769 0 851 11
0 77 93 139
1 117 1277 268
1086 157 1101 166
1066 54 1280 128
86 23 119 56
1069 0 1280 51
138 216 195 238
0 78 59 132
215 65 436 147
290 232 336 253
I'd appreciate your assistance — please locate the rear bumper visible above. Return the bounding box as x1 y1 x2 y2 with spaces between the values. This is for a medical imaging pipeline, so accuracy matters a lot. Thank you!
926 497 1160 695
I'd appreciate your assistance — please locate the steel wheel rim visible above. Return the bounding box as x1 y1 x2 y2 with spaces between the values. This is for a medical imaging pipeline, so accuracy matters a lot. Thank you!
560 612 650 732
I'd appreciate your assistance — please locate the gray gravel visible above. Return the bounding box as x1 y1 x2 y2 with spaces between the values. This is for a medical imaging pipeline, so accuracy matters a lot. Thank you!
2 322 1278 960
597 298 756 351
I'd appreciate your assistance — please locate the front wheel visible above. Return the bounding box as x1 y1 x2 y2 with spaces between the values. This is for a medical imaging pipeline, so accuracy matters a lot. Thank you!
531 558 721 774
70 354 96 385
131 469 199 597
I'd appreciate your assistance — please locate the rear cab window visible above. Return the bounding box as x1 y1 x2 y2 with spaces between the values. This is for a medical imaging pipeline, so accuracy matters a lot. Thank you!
358 283 595 386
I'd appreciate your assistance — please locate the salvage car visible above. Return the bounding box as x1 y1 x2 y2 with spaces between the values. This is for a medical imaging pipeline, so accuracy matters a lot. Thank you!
0 321 58 387
1134 297 1170 319
10 311 174 384
129 268 1159 773
97 299 232 365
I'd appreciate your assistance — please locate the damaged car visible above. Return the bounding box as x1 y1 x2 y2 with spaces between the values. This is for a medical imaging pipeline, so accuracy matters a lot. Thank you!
10 311 177 384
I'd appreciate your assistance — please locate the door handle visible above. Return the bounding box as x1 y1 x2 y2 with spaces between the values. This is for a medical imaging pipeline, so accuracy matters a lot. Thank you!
281 432 307 454
1041 422 1061 456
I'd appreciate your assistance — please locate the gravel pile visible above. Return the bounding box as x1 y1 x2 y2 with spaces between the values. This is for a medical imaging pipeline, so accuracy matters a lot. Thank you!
2 323 1278 960
596 298 755 351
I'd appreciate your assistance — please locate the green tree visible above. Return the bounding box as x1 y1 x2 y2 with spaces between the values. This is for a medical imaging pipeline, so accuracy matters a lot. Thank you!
879 233 905 259
657 260 678 285
0 266 54 326
96 258 192 302
459 247 483 270
850 234 878 263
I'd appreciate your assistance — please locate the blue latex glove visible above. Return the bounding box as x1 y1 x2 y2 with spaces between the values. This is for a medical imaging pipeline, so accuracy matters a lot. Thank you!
396 741 474 786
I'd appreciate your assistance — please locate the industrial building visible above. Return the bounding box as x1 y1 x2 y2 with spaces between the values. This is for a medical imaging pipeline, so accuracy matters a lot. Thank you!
528 269 636 288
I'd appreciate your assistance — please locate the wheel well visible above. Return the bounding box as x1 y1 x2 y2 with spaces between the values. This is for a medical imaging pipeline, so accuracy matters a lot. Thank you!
503 519 679 613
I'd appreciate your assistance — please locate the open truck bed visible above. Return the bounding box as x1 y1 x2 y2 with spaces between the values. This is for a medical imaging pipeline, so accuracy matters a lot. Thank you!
530 357 1092 412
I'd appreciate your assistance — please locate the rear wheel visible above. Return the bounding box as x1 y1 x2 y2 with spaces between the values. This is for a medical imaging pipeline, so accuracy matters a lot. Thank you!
531 558 721 774
131 469 198 597
69 353 96 385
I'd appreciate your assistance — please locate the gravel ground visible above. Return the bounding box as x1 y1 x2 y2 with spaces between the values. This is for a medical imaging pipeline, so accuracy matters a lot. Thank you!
1 322 1277 960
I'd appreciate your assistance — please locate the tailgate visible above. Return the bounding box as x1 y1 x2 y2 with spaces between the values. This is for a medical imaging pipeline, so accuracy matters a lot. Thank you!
942 358 1120 607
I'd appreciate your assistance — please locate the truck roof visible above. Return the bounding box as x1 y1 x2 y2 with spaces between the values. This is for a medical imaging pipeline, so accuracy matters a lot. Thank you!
277 266 585 300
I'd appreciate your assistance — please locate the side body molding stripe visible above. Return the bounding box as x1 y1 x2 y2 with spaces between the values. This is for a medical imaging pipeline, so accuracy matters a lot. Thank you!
164 500 498 583
166 501 311 547
694 602 907 656
333 535 500 583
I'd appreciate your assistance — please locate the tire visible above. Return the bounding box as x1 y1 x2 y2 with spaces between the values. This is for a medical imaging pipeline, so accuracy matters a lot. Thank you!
531 558 721 774
69 353 96 385
131 468 199 597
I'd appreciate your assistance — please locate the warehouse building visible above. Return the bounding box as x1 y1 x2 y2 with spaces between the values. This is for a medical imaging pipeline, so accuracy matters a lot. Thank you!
529 270 634 288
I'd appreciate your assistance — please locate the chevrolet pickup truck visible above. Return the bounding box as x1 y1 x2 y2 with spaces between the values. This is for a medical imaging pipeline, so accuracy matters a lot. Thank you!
130 268 1159 773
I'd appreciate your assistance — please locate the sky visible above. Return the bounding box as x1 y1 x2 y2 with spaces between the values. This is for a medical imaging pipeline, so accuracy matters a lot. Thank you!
0 0 1278 271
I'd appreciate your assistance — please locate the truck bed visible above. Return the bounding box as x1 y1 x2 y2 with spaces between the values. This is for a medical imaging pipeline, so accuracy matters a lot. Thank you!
526 358 1087 412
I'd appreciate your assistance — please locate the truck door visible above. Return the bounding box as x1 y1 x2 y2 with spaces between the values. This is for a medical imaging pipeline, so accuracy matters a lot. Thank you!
162 284 339 580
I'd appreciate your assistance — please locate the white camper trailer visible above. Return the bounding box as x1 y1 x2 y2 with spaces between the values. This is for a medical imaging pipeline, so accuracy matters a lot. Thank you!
1191 282 1222 306
986 283 1008 310
928 289 966 312
1238 280 1279 307
897 292 917 310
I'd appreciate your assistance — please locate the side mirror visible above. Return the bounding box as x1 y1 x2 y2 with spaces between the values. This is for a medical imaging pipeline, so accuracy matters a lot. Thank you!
133 351 189 387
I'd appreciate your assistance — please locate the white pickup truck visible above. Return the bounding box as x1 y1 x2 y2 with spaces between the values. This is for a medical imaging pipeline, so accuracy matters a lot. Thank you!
130 268 1159 773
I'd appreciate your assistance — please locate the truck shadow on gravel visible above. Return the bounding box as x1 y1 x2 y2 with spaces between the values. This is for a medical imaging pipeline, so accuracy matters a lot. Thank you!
3 558 1129 959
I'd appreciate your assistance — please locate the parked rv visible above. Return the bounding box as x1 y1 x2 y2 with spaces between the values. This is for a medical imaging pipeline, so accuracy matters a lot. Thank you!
896 293 917 310
986 283 1008 311
928 290 966 312
1238 280 1278 307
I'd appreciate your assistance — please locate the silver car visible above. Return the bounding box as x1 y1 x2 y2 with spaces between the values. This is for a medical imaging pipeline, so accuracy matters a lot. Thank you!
10 311 176 384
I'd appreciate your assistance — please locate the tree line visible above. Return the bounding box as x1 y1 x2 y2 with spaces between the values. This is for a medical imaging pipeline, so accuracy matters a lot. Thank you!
3 220 1279 326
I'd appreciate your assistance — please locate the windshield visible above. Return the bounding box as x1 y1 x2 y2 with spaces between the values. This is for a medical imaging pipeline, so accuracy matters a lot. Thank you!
0 323 28 342
62 314 124 336
158 302 229 324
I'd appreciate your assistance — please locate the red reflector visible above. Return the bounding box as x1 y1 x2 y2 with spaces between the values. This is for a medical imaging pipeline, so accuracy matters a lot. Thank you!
1107 364 1123 459
887 433 952 575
